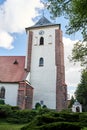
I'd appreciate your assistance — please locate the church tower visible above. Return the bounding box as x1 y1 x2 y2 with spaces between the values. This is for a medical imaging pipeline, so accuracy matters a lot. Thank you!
25 16 67 111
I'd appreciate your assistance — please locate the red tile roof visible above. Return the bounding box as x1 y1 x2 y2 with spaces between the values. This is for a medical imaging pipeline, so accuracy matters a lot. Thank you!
0 56 27 82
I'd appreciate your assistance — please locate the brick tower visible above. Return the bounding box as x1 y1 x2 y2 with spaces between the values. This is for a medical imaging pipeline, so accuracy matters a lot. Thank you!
25 16 67 111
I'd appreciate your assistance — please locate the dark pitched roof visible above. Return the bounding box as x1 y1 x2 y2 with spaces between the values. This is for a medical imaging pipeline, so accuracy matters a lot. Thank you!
34 16 52 26
26 16 61 30
0 56 27 82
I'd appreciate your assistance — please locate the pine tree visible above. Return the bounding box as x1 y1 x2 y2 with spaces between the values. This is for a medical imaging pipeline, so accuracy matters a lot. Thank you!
68 96 75 108
75 69 87 111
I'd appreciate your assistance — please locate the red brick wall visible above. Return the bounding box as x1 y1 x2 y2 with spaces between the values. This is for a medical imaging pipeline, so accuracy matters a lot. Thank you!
55 29 67 111
26 31 33 72
17 81 33 109
25 84 33 109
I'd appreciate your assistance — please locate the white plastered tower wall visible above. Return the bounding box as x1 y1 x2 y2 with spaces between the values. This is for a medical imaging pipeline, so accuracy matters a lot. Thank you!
25 16 67 110
30 27 60 109
25 26 60 109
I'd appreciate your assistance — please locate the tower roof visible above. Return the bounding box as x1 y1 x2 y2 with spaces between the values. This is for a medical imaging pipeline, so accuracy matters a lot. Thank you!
26 16 61 31
34 16 52 26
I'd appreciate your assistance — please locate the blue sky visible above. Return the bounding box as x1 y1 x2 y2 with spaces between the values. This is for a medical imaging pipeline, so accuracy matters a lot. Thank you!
0 0 82 98
0 0 5 4
0 0 82 56
0 0 69 56
0 32 27 56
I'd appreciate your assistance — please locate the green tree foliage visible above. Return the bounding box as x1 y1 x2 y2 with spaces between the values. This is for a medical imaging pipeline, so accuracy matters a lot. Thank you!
35 102 41 110
0 99 5 104
48 0 87 41
21 112 83 130
68 96 75 108
42 105 47 109
75 69 87 111
47 0 87 67
0 105 12 118
70 41 87 66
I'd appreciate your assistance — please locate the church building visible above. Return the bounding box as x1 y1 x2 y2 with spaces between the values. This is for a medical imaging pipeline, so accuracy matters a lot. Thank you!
0 16 67 111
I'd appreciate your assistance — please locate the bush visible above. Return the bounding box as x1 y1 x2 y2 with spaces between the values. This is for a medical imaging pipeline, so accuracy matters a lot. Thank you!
37 108 52 115
21 121 82 130
0 99 5 104
11 106 20 110
59 112 80 122
7 109 37 124
21 111 86 130
21 111 83 130
79 113 87 127
38 122 82 130
0 104 12 118
35 103 41 110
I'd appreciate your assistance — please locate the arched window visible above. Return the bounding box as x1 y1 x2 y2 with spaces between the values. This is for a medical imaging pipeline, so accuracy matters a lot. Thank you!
39 57 44 66
40 37 44 45
0 87 5 99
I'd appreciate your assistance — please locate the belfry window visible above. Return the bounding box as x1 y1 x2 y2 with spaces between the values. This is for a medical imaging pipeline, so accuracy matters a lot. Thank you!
40 37 44 45
39 57 44 66
0 87 5 99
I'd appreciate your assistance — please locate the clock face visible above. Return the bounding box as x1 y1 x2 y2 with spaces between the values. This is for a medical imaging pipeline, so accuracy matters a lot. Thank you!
39 30 44 35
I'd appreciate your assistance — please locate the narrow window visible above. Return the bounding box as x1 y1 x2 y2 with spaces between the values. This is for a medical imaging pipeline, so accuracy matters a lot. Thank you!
39 57 44 66
40 37 44 45
0 87 5 99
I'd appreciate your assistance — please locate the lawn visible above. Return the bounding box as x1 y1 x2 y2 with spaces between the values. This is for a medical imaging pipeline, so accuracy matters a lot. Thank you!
0 122 87 130
0 122 24 130
83 128 87 130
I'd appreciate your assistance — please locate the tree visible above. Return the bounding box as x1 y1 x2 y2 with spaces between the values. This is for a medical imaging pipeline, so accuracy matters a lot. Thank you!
47 0 87 41
68 96 75 108
42 105 47 109
70 41 87 67
35 102 41 110
47 0 87 67
75 69 87 111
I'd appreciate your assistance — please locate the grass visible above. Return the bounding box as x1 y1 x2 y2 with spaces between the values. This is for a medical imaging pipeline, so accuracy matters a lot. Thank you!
0 122 24 130
0 121 87 130
83 128 87 130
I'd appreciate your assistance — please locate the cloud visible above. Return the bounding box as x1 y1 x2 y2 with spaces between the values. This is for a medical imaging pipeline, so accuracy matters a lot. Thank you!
63 37 81 96
0 30 14 49
0 0 42 49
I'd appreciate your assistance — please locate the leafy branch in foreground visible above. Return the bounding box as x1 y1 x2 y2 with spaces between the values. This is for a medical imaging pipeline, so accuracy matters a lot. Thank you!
70 41 87 67
47 0 87 41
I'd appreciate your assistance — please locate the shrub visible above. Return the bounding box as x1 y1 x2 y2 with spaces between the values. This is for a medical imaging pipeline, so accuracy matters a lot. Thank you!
21 111 84 130
38 122 82 130
35 103 41 110
11 106 20 110
37 108 51 115
0 104 12 118
0 99 5 104
59 112 80 122
7 109 37 124
79 113 87 127
21 122 82 130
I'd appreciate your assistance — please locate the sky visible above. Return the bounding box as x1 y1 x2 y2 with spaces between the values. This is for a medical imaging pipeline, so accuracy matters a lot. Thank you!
0 0 82 98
